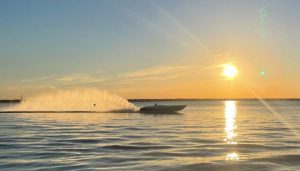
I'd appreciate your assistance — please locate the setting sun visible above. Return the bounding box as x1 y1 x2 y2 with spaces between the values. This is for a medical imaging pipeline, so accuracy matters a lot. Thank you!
223 64 238 79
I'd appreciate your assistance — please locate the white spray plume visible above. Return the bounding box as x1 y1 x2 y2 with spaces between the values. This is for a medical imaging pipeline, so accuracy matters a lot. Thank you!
9 88 138 112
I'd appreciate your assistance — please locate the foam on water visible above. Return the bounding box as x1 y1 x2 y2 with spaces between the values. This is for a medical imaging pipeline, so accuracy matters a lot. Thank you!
7 88 138 112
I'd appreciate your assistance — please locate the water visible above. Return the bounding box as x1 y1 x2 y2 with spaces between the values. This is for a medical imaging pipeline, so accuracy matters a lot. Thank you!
0 100 299 171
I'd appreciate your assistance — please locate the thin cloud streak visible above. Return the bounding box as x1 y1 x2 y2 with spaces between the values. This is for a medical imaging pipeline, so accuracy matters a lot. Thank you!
22 75 58 83
120 66 189 79
54 74 105 84
21 73 105 85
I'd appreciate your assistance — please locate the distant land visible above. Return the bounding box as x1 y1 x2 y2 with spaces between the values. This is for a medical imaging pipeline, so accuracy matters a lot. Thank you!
128 98 300 102
0 98 299 104
0 99 22 103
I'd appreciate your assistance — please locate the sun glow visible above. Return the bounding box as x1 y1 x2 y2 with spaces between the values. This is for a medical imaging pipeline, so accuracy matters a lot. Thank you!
223 64 238 79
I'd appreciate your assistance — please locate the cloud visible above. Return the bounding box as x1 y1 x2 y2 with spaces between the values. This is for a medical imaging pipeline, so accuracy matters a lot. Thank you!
22 73 105 86
54 74 105 84
21 65 191 87
22 75 58 83
121 66 190 79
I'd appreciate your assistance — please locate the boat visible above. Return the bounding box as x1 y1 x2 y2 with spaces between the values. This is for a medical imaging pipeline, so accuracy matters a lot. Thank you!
139 104 186 114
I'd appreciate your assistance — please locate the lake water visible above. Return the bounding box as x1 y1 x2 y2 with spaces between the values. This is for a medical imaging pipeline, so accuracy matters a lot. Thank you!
0 100 299 171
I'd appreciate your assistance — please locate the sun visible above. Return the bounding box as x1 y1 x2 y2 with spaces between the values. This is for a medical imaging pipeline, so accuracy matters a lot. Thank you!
223 64 238 79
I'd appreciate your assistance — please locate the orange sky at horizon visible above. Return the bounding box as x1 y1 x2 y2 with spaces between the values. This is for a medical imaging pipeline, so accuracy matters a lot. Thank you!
1 1 300 99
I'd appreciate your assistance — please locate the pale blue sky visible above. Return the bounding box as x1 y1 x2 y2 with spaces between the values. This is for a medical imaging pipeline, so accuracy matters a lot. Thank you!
1 0 300 98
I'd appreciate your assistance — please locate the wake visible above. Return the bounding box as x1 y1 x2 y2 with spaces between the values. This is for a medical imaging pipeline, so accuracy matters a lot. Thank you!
4 88 139 113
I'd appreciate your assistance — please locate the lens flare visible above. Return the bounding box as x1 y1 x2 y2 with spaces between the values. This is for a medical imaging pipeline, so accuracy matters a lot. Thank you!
260 69 266 77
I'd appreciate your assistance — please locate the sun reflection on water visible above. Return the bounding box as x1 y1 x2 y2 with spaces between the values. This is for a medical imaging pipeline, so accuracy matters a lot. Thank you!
224 101 239 161
226 152 239 161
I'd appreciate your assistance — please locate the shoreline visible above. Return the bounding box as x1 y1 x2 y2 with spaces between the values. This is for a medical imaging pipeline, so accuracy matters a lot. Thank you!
0 100 22 103
128 98 300 102
1 98 299 104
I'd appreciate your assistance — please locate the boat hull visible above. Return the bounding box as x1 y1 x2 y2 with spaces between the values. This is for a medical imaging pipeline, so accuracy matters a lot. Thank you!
139 105 186 114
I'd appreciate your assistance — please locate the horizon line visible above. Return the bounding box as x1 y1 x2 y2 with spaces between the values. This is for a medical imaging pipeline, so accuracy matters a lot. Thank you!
0 98 300 103
128 98 300 101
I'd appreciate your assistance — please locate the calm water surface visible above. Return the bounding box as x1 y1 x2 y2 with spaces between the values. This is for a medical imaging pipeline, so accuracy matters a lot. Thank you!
0 100 299 171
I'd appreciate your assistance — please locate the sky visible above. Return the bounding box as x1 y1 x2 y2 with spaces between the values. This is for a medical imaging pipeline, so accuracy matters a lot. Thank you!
0 0 300 99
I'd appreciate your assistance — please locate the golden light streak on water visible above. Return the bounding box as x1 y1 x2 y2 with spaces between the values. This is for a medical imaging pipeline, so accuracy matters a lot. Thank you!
224 101 239 161
224 101 237 144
